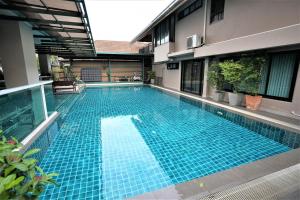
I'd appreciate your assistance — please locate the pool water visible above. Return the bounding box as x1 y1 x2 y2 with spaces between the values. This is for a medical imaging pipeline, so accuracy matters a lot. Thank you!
40 86 291 199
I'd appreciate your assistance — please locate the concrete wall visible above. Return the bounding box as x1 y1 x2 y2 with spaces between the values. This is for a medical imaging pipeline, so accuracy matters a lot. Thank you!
205 0 300 44
195 24 300 58
0 21 39 88
174 6 204 52
154 42 175 63
153 63 181 91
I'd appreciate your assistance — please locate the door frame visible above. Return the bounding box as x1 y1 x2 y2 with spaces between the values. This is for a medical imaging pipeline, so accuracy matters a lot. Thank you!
180 59 205 96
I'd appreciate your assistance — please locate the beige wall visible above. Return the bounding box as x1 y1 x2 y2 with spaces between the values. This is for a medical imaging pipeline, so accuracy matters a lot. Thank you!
206 0 300 44
154 42 175 63
175 6 204 52
153 63 181 91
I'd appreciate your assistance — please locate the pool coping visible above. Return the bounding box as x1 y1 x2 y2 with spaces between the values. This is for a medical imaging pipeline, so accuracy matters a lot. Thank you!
86 82 143 87
149 85 300 134
129 147 300 200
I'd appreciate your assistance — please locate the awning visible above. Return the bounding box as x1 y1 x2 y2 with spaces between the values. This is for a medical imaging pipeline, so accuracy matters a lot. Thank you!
0 0 96 58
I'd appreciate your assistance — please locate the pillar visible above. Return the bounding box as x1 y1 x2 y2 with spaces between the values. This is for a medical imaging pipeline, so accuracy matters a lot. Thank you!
38 54 52 76
0 20 39 88
202 57 209 98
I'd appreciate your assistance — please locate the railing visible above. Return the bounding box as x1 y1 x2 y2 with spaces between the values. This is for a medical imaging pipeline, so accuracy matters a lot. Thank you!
0 81 55 141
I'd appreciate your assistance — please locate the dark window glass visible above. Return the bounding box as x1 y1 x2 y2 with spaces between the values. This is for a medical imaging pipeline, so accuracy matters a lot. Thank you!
178 0 203 21
154 15 175 47
169 15 175 42
221 52 299 101
167 63 179 70
210 0 225 23
259 53 299 101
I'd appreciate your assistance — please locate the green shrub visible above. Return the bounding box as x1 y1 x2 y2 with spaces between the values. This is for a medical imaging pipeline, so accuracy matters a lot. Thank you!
0 130 58 200
208 61 224 91
147 71 156 79
239 56 266 96
219 60 244 93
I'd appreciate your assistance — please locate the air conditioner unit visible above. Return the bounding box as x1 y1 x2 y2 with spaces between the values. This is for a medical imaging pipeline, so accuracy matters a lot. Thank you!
187 35 203 49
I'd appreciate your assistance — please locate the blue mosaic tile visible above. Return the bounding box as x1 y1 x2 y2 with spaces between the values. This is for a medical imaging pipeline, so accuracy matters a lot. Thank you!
33 86 299 200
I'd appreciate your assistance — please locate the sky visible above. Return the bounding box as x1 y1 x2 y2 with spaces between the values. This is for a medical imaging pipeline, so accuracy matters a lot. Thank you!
85 0 174 42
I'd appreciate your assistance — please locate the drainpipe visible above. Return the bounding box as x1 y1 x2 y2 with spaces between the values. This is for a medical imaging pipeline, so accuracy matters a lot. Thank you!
202 0 208 45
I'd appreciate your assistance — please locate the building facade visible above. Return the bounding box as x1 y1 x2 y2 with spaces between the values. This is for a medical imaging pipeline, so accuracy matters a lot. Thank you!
62 40 152 82
133 0 300 119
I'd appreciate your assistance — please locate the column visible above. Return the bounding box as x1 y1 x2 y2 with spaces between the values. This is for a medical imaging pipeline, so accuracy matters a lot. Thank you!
0 20 39 88
202 57 209 98
38 54 52 76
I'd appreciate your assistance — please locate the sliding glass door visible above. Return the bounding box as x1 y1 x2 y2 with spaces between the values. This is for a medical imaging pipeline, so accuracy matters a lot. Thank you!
181 60 204 95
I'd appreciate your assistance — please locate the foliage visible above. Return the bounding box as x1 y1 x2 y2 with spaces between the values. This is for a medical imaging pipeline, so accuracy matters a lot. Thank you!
207 61 224 91
0 130 58 200
51 67 63 81
147 71 156 79
219 60 244 93
239 56 266 96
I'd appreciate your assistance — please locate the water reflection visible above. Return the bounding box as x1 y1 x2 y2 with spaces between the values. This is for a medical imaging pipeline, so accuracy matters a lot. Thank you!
101 115 172 199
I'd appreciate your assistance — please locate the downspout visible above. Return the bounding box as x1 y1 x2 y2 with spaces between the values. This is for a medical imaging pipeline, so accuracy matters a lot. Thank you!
203 0 208 45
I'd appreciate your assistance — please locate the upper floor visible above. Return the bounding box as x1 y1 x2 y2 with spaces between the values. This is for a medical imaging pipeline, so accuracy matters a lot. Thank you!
132 0 300 63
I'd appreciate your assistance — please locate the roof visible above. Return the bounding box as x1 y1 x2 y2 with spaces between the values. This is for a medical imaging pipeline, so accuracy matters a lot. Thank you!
131 0 188 42
0 0 96 58
95 40 149 54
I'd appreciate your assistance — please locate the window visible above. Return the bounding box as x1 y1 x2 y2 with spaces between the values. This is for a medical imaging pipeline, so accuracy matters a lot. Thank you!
167 63 179 70
178 0 203 21
210 0 225 23
259 52 299 101
220 52 299 101
154 15 175 47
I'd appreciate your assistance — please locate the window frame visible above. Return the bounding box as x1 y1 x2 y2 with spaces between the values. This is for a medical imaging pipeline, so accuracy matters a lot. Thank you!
154 15 175 47
210 0 225 24
219 51 299 102
177 0 203 21
259 51 299 102
167 62 179 70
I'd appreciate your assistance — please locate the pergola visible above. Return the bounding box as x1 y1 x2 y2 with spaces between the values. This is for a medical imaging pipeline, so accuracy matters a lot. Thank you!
0 0 96 58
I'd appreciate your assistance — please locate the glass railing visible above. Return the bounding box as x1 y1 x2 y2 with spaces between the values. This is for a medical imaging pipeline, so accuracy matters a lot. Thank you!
44 82 56 115
0 81 53 141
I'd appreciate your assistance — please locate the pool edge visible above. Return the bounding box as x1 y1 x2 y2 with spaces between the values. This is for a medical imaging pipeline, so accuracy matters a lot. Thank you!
149 84 300 134
129 148 300 200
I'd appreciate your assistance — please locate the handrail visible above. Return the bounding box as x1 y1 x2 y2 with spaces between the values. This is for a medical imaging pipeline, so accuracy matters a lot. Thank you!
0 80 53 96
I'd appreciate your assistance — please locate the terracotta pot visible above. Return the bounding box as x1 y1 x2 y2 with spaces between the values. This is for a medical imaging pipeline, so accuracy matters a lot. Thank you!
245 95 262 110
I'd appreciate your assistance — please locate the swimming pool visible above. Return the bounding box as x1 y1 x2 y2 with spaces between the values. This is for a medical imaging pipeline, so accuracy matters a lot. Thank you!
37 86 298 199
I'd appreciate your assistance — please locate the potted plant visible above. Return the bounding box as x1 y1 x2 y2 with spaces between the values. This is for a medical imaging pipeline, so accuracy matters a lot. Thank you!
219 60 244 106
239 56 265 110
0 130 58 199
208 61 225 102
147 71 156 84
